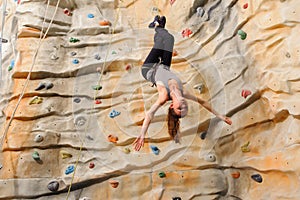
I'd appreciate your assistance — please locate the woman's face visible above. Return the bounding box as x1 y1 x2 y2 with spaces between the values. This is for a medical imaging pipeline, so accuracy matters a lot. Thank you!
170 98 188 117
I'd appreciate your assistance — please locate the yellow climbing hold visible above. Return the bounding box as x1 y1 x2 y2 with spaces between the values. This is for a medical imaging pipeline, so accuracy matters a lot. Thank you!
60 150 73 159
29 96 43 105
241 141 250 153
124 148 131 154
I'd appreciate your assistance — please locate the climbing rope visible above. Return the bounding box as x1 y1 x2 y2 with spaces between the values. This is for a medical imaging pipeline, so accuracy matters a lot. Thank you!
0 0 60 154
65 5 121 200
0 0 8 80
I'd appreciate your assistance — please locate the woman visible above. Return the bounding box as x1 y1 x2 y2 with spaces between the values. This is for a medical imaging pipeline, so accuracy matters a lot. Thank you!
133 16 232 151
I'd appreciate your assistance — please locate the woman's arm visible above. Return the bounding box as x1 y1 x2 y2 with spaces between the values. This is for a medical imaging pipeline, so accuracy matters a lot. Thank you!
183 91 232 125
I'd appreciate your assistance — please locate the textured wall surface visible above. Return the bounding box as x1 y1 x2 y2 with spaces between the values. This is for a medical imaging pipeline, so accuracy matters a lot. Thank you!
0 0 299 199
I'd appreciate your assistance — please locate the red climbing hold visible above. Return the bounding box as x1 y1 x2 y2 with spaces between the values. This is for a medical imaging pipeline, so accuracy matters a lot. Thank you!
95 99 102 104
89 162 95 169
125 64 131 71
182 28 193 38
109 180 119 188
170 0 176 6
241 89 252 98
172 50 178 57
64 8 72 16
17 0 21 4
243 3 248 9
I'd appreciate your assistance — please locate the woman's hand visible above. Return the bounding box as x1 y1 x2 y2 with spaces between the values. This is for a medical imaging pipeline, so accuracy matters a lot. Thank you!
133 134 145 151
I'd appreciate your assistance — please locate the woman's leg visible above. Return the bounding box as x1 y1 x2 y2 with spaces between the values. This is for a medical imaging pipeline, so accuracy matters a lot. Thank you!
141 48 164 80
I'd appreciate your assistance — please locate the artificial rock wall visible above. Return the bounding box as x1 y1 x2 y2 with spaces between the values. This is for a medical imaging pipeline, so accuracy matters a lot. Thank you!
0 0 300 199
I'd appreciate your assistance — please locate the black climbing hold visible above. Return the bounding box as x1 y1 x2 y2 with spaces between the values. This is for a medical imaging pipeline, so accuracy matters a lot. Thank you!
70 52 77 56
73 97 81 103
200 131 207 140
172 197 182 200
35 83 46 91
251 174 263 183
1 38 8 43
45 82 54 90
47 181 59 192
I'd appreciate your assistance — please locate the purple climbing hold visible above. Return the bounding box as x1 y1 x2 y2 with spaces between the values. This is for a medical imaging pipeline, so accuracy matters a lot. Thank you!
47 181 59 192
94 54 101 60
251 174 263 183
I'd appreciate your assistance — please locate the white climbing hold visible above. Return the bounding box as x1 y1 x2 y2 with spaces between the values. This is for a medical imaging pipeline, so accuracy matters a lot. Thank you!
34 134 44 142
0 164 3 169
193 83 204 93
75 116 87 126
197 7 205 17
204 153 216 162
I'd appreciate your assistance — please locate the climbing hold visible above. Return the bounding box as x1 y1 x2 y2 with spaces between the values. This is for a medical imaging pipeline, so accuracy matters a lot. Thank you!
150 145 160 155
172 50 178 57
0 164 2 170
108 134 118 143
64 8 72 16
109 109 121 118
72 59 79 64
29 96 43 105
47 181 59 192
172 197 182 200
94 54 101 60
99 20 111 26
152 7 159 12
50 53 59 60
69 37 80 43
87 14 94 18
35 82 46 91
231 171 240 179
241 141 250 153
8 60 15 71
92 85 102 90
95 99 102 104
204 153 216 162
65 165 75 175
182 28 193 38
124 147 131 154
112 50 117 55
196 7 205 17
70 52 77 56
158 172 166 178
237 30 247 40
170 0 176 6
60 150 72 159
125 64 131 71
194 83 204 93
86 135 94 140
241 89 252 98
45 82 54 90
34 134 44 142
89 162 95 169
243 3 248 9
74 97 81 103
285 52 291 58
75 116 87 126
79 197 91 200
109 180 119 188
1 38 8 43
32 151 41 161
200 131 207 140
251 174 263 183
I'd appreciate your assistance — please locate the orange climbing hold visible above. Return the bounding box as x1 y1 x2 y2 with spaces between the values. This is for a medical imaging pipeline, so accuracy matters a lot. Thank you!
243 3 248 9
170 0 176 6
99 20 111 26
241 89 252 98
109 180 119 188
182 28 193 38
231 171 240 179
108 134 118 143
172 50 178 57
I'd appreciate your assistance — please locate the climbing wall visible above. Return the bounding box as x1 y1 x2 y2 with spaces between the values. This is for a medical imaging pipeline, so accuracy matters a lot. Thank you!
0 0 300 199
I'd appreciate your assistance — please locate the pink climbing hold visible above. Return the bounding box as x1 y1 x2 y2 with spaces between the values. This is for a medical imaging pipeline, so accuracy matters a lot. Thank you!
170 0 176 6
17 0 21 4
64 8 72 16
243 3 248 9
182 28 193 38
241 89 252 98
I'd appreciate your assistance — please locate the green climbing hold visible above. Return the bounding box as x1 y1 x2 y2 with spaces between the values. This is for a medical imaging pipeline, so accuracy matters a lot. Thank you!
241 141 250 153
158 172 166 178
32 151 40 161
69 37 80 43
92 85 102 90
112 50 117 55
29 96 43 105
238 30 247 40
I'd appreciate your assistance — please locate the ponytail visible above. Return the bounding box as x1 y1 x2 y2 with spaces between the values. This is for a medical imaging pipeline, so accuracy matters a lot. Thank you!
167 107 180 143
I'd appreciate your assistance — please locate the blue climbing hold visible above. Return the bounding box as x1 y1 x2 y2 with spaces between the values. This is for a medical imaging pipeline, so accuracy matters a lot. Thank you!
150 145 160 155
72 59 79 64
87 14 94 18
251 174 263 183
8 60 15 71
65 165 75 175
109 109 121 118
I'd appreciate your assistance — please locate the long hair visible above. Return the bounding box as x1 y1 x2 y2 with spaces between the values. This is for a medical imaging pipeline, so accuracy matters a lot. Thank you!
167 107 181 143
